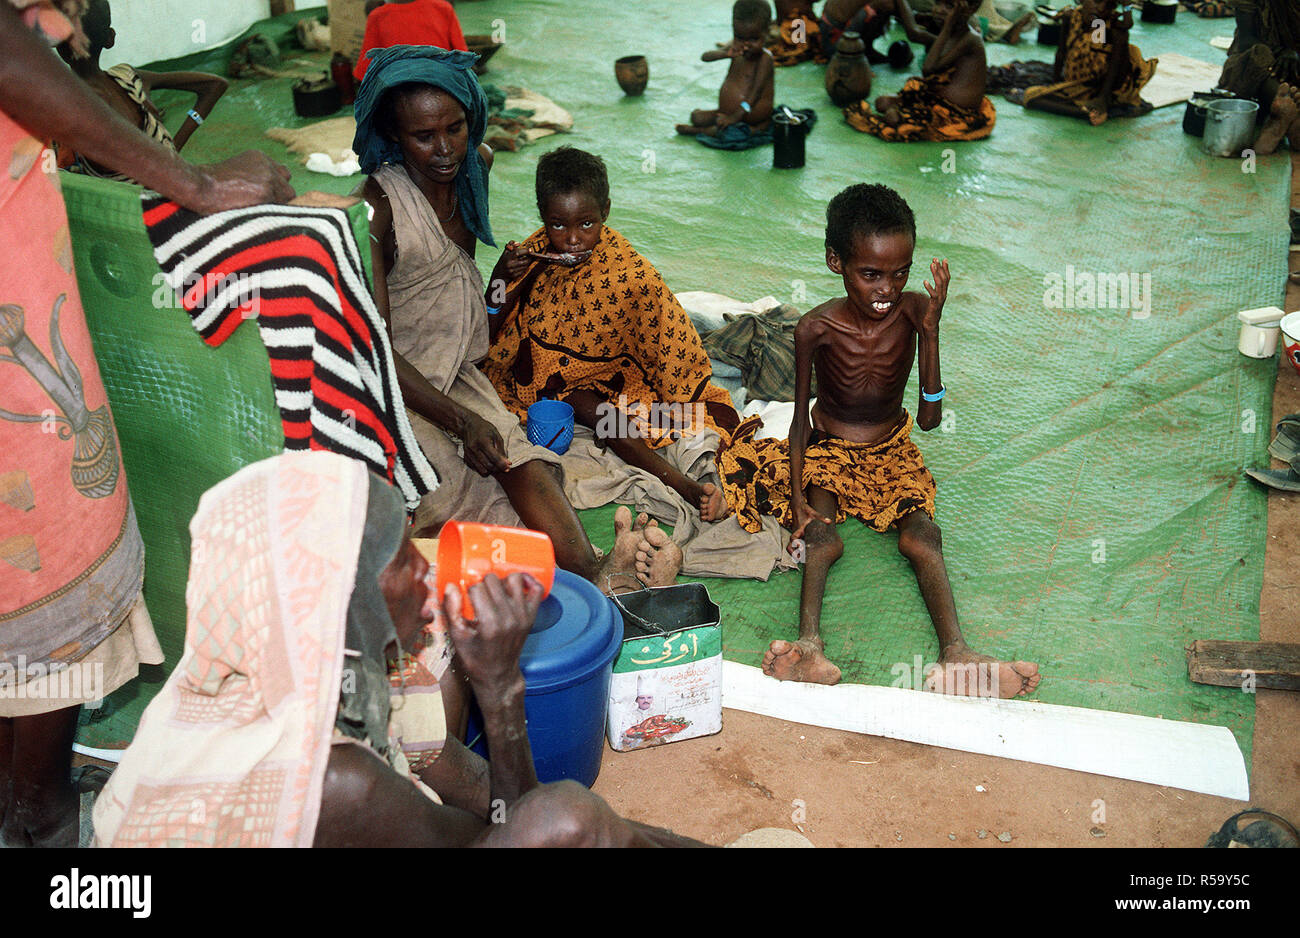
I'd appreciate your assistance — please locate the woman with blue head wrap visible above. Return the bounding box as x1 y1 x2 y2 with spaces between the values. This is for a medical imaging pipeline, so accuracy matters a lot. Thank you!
354 45 494 248
353 45 666 595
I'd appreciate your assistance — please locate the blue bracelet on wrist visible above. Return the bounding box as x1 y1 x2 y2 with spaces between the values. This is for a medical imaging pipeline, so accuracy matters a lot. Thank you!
740 100 751 113
187 109 204 125
921 384 946 403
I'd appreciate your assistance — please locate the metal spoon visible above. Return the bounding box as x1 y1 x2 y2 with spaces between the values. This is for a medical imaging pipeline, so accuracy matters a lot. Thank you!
523 249 593 267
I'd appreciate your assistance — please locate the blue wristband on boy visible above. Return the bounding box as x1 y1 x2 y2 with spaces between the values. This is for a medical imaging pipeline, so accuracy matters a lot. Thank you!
740 101 751 113
921 385 946 402
187 109 204 125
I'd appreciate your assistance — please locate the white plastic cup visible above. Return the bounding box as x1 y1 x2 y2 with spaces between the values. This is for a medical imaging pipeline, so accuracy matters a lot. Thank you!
1238 322 1280 358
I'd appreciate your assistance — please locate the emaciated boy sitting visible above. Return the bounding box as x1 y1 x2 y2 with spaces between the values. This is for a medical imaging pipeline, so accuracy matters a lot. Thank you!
483 147 741 524
720 184 1040 698
676 0 775 147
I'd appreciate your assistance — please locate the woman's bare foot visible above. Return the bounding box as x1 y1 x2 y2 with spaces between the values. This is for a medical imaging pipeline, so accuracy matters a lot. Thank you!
698 482 730 522
598 505 647 593
1084 99 1109 126
608 505 641 570
762 639 842 684
923 645 1040 698
1256 82 1299 155
634 522 683 586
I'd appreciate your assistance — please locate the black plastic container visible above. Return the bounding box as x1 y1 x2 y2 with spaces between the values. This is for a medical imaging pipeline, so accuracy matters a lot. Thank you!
292 76 342 118
773 111 807 169
1183 90 1236 137
1141 0 1177 24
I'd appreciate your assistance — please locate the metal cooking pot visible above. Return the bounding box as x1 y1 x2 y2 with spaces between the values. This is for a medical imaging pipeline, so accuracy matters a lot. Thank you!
1202 98 1260 157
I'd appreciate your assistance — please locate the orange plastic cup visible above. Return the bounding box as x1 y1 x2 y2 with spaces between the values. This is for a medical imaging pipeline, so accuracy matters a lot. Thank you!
435 521 556 620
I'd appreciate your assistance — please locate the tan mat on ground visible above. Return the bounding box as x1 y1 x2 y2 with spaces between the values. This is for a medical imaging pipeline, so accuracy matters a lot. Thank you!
1142 52 1226 108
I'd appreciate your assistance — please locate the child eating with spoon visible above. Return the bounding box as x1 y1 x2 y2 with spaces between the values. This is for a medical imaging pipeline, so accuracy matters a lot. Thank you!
482 147 741 522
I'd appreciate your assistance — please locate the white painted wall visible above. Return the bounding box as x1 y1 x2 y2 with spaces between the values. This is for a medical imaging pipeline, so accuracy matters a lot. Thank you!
102 0 276 67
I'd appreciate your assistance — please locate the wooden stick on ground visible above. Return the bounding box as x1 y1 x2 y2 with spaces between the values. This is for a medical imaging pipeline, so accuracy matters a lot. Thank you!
1186 640 1300 692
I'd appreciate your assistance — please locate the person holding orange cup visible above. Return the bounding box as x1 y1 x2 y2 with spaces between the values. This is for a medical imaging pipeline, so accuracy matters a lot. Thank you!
436 521 556 619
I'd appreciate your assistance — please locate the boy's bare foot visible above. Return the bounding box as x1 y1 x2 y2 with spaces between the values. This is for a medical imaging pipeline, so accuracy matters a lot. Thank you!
1084 98 1109 126
698 482 731 522
762 639 842 685
1256 82 1298 155
676 123 706 135
923 645 1040 698
634 522 683 586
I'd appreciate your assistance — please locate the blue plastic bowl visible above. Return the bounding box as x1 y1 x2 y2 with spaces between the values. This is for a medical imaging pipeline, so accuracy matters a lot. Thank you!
526 399 575 455
465 568 621 786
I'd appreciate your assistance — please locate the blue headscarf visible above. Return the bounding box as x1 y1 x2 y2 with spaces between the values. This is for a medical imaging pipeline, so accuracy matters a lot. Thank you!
353 45 495 247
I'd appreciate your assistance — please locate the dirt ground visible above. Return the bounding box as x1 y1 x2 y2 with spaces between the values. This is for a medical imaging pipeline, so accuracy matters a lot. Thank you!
588 154 1300 849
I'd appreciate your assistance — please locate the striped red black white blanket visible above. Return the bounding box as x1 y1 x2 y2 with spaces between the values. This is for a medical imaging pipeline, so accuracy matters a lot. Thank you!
141 195 438 510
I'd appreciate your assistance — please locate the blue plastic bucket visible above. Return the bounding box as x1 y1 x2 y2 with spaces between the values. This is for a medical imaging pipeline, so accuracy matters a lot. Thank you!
526 399 575 455
465 568 621 786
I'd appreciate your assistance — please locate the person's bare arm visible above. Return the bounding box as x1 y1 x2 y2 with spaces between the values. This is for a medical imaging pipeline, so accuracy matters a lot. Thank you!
1051 14 1069 79
924 30 978 75
444 574 544 808
922 6 975 74
1092 8 1132 108
894 0 938 45
912 258 947 431
484 242 542 342
789 315 832 539
702 41 736 62
314 742 486 847
134 69 228 151
0 3 292 211
359 175 510 475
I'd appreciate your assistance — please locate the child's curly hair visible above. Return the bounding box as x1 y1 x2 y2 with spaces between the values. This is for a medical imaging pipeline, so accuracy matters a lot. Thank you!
535 146 609 216
826 183 916 259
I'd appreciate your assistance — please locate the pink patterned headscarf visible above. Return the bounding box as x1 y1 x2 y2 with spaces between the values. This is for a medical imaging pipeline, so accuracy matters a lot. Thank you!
93 452 372 847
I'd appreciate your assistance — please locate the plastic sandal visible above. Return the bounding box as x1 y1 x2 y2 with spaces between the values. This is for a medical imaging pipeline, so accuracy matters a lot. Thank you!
1205 809 1300 848
1246 453 1300 491
1268 414 1300 462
